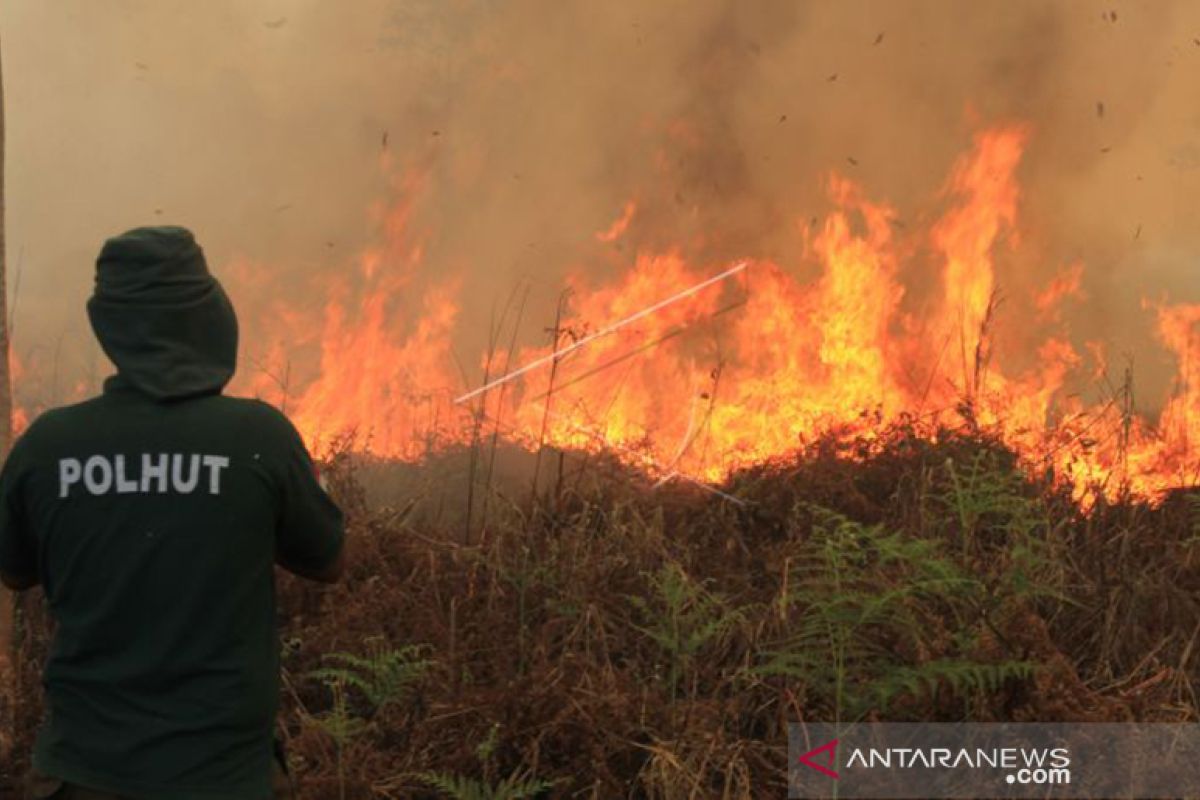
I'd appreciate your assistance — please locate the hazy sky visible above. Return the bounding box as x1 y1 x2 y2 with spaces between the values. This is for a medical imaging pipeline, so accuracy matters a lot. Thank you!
2 0 1199 413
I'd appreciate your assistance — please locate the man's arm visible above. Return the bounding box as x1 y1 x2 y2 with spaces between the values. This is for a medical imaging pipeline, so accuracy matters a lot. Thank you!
277 537 345 584
269 407 346 584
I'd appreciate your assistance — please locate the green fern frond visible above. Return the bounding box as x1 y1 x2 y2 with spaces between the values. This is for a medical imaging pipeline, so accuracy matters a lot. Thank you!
417 770 558 799
761 503 1039 721
309 642 432 712
627 561 747 700
872 659 1037 706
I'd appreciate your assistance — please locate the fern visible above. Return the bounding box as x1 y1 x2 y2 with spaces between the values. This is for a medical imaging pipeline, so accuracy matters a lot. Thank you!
758 505 1036 721
869 660 1037 709
416 771 557 800
311 679 368 746
308 641 432 800
310 679 366 800
941 450 1036 554
307 641 431 713
416 723 558 799
936 450 1078 647
938 451 1066 599
628 561 745 701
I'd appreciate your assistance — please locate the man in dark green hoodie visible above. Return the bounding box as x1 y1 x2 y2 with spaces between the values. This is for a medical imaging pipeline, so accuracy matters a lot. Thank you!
0 227 345 799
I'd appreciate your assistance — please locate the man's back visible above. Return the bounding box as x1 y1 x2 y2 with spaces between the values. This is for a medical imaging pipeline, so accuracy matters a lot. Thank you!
0 227 344 799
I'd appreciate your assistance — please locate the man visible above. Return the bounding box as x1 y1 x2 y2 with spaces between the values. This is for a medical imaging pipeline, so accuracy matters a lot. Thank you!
0 226 345 799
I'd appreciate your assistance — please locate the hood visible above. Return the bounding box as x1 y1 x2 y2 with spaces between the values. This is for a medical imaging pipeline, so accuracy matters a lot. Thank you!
87 226 239 401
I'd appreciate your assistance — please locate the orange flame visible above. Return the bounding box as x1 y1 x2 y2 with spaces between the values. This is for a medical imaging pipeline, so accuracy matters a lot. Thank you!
13 123 1200 502
234 123 1200 500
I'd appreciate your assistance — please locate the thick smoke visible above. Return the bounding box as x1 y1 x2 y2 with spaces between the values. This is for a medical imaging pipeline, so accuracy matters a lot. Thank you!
2 0 1199 413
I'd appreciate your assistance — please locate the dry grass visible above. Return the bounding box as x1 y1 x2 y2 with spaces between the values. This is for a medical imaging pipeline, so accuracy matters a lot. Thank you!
3 423 1198 798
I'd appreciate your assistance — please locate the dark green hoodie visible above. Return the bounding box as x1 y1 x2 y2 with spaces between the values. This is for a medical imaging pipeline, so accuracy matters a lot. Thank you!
0 227 344 799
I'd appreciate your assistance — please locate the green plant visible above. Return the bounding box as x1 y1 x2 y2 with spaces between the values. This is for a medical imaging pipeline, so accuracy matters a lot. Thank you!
759 505 1034 722
496 544 557 677
417 772 558 800
417 723 559 799
629 560 745 703
308 640 432 714
936 450 1074 640
940 450 1035 557
311 678 367 800
308 641 432 800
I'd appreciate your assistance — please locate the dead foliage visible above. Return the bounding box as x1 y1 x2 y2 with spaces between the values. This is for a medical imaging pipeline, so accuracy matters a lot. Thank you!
2 424 1198 798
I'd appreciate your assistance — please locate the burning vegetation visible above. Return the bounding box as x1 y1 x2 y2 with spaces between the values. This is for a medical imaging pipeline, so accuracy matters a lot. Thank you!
213 125 1198 505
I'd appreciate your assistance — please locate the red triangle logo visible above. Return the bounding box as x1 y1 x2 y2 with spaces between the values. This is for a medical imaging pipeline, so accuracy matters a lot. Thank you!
798 738 840 779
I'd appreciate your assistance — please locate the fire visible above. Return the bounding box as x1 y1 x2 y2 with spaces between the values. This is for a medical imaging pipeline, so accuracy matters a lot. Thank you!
11 124 1200 501
232 122 1200 500
596 201 638 244
485 124 1084 484
929 126 1026 404
8 349 90 436
10 352 29 435
235 172 463 460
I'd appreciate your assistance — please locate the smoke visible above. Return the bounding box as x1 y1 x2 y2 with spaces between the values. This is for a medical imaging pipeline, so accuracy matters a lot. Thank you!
2 0 1199 414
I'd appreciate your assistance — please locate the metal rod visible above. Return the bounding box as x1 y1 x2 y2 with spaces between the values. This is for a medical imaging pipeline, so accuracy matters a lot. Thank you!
453 260 749 404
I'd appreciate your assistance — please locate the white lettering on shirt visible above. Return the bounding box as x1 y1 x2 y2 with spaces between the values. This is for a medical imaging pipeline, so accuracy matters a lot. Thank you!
114 455 138 494
141 453 169 494
202 455 230 495
59 458 82 498
57 454 232 499
83 456 113 495
171 454 201 494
